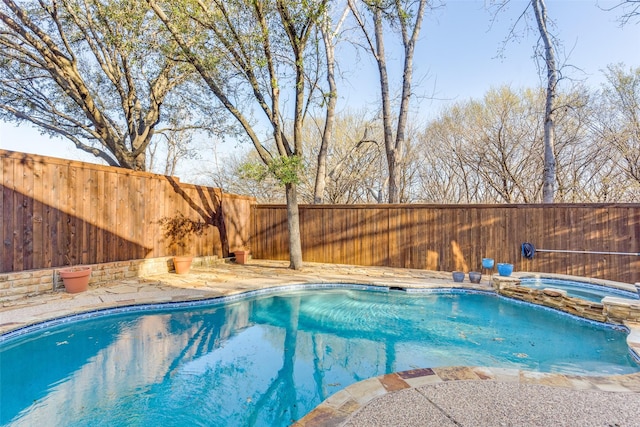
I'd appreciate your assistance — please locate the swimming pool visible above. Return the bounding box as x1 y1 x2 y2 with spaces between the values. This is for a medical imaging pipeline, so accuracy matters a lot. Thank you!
519 278 639 303
1 286 638 427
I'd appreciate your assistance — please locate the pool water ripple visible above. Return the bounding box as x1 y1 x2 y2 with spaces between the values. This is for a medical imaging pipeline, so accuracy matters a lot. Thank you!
1 286 638 427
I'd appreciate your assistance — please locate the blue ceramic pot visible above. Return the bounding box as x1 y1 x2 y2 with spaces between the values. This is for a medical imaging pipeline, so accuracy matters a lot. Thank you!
452 271 465 282
497 263 513 277
482 258 494 269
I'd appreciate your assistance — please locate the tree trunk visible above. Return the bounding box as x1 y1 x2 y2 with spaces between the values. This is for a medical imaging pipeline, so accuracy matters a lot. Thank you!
371 7 395 203
313 23 338 204
532 0 557 203
351 0 427 204
285 183 303 269
387 150 401 204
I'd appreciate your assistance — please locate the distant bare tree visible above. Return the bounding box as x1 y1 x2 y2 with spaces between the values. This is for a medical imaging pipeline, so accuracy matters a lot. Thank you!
531 0 559 203
303 111 387 203
489 0 562 202
348 0 431 203
147 129 198 176
417 87 544 203
552 88 596 202
313 5 350 204
221 79 640 204
589 64 640 197
601 0 640 24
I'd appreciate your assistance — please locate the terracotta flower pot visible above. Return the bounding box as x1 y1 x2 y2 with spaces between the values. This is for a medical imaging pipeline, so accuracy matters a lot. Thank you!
173 256 193 274
234 250 250 264
59 266 91 293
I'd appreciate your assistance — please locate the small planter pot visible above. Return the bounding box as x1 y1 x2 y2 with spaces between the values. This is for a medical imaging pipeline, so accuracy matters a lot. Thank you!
173 256 193 274
482 258 495 269
497 263 514 277
635 284 640 298
234 250 250 264
452 271 465 282
59 266 91 293
468 271 482 284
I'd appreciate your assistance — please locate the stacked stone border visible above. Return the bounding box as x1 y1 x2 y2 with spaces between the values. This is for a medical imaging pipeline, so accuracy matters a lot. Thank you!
491 276 640 324
0 256 223 303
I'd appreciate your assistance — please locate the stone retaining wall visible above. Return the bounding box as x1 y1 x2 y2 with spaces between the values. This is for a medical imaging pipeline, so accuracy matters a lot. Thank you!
493 277 640 324
0 256 222 303
603 297 640 324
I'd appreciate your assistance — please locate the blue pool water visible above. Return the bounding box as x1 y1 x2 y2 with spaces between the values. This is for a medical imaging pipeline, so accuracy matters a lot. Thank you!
1 287 638 427
519 278 639 303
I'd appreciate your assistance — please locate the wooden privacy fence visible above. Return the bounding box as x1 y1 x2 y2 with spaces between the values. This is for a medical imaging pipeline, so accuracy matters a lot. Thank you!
3 149 639 284
1 150 255 273
252 204 640 284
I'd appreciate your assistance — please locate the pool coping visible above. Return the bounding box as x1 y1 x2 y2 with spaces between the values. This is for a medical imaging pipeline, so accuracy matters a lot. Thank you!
1 261 640 426
294 367 640 426
0 262 493 336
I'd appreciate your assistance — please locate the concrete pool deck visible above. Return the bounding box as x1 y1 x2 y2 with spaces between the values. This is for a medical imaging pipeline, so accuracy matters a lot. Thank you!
2 260 640 426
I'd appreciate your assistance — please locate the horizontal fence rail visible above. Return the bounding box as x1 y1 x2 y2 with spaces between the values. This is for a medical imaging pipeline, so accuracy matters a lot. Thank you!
252 204 640 284
1 150 255 272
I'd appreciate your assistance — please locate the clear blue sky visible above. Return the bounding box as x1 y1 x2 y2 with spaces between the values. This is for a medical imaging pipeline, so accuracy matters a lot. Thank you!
342 0 640 116
1 0 638 179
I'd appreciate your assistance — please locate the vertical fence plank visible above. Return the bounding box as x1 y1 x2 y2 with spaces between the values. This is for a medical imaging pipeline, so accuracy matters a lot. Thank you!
12 157 25 271
146 174 158 258
630 207 640 281
49 163 59 267
30 158 44 270
20 157 34 271
0 155 3 270
388 208 399 267
104 169 115 263
133 174 144 259
79 165 90 265
1 155 13 271
67 162 78 265
55 163 67 265
41 161 52 268
24 158 37 270
119 172 130 260
93 168 104 263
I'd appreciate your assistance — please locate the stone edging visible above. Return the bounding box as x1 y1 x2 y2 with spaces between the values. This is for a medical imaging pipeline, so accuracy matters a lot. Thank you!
294 366 640 426
0 256 223 302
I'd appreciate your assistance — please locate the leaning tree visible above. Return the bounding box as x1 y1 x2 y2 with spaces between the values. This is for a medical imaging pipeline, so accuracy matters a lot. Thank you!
147 0 330 269
0 0 202 170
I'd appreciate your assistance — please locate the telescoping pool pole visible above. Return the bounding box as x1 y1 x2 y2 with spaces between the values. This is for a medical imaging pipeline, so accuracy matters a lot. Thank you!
535 249 640 256
520 242 640 259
